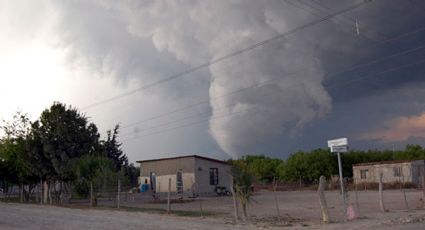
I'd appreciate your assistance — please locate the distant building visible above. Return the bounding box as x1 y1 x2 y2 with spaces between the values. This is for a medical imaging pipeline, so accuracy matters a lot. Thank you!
137 155 231 195
353 160 425 185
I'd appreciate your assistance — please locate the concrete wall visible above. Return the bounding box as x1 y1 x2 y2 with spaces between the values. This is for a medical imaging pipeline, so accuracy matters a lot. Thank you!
353 160 425 185
139 157 196 193
139 156 231 195
194 158 231 194
140 157 196 177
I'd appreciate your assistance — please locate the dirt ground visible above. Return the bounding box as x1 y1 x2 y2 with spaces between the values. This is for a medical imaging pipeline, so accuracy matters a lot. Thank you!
1 190 425 229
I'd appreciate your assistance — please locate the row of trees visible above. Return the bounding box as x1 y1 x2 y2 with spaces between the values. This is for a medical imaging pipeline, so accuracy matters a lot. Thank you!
0 102 138 203
231 145 425 184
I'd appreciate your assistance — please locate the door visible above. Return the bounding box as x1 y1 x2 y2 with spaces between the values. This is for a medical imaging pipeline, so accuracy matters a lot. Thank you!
176 170 183 194
149 172 156 192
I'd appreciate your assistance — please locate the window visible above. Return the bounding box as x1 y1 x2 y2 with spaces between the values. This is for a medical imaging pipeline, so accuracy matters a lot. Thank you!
393 167 401 177
209 168 219 185
360 169 368 179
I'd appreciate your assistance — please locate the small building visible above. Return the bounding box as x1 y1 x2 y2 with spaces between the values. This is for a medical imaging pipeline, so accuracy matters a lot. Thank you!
353 160 425 185
137 155 232 195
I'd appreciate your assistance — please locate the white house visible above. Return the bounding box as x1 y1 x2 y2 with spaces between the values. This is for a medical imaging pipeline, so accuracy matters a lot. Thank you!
353 160 425 185
137 155 232 195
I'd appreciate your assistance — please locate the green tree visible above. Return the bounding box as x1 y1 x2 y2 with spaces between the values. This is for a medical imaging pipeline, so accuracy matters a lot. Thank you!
0 112 38 201
229 159 254 220
102 124 128 171
33 102 101 183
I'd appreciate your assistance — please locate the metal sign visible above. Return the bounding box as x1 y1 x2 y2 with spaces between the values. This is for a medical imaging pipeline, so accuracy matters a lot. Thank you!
326 137 349 218
331 145 348 153
327 137 348 148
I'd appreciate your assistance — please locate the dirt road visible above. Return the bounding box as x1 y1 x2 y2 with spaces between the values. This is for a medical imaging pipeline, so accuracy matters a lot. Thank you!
1 189 425 229
1 202 425 230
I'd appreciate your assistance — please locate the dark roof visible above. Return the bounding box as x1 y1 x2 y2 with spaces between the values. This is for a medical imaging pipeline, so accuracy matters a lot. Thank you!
353 159 423 167
136 155 228 165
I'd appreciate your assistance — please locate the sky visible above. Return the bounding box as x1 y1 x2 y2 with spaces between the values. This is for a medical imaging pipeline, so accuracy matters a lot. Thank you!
1 0 425 162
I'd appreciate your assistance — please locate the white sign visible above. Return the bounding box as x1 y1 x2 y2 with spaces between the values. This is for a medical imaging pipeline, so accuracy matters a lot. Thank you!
331 145 348 153
327 138 348 147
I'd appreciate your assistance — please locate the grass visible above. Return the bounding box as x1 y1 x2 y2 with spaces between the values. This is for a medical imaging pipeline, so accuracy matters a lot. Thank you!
58 203 219 217
0 196 21 203
99 205 219 217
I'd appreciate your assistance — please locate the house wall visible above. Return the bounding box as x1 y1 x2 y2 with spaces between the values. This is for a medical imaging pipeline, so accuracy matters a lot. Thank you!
194 158 232 195
139 157 196 193
353 160 425 185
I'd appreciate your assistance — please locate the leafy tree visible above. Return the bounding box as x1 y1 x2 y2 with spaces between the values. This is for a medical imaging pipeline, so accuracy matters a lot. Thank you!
33 102 101 183
229 159 254 220
0 112 38 201
102 124 128 171
244 155 282 183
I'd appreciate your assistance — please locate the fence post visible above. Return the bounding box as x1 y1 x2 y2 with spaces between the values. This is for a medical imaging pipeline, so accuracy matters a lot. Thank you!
273 177 280 217
379 172 386 212
354 182 360 217
40 179 43 204
230 176 239 223
167 178 171 213
318 176 329 223
90 182 94 207
422 174 425 209
117 179 120 209
401 174 408 210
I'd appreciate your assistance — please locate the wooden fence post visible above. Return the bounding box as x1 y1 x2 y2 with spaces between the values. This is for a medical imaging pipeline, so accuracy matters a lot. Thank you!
90 182 94 207
167 178 171 213
273 177 280 217
421 175 425 209
354 182 360 217
379 172 386 212
318 176 330 223
230 176 239 223
401 174 408 210
117 179 121 209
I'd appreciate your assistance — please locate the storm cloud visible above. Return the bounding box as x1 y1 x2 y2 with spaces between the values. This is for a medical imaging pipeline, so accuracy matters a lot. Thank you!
2 0 425 160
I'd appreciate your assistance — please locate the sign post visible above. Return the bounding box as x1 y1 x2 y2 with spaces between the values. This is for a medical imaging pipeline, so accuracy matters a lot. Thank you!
328 138 348 219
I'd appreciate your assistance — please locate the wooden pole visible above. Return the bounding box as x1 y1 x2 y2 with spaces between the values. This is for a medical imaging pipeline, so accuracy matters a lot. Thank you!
273 177 280 217
167 178 171 213
117 179 121 209
354 182 360 217
199 196 203 217
43 181 48 204
40 179 43 204
422 175 425 209
318 176 330 223
230 177 239 223
401 174 408 210
90 181 93 207
379 172 386 212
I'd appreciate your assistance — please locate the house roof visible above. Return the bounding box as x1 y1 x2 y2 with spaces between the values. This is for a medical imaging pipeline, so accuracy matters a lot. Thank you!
352 159 423 167
136 154 229 165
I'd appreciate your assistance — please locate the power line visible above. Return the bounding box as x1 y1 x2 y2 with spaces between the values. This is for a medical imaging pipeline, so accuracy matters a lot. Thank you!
119 69 307 130
305 0 387 40
117 42 425 135
284 0 381 42
121 56 425 142
81 0 372 111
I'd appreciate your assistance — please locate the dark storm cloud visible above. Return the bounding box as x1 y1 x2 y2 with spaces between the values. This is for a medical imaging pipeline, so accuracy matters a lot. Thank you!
40 0 425 158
